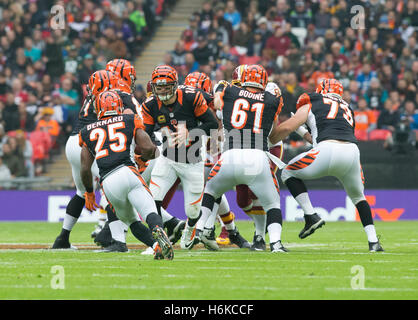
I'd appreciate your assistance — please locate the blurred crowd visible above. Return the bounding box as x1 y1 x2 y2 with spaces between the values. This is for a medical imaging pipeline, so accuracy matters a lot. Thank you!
0 0 175 180
0 0 417 183
164 0 418 155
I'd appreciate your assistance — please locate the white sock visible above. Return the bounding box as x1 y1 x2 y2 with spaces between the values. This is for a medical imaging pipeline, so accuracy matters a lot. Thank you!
204 209 217 230
295 193 315 215
364 224 378 242
267 222 282 243
254 214 267 238
109 221 126 243
196 202 218 231
98 210 107 227
63 214 77 231
160 207 174 224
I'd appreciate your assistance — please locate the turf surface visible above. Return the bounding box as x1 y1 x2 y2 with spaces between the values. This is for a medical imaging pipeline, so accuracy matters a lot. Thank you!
0 221 417 300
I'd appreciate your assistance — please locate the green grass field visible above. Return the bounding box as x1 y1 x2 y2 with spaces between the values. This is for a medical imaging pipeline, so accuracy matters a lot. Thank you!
0 221 417 300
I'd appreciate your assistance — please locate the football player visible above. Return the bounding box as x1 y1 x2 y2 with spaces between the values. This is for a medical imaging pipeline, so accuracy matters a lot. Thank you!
220 65 285 251
183 72 250 250
51 70 118 249
269 79 384 252
79 90 174 260
94 60 185 250
140 65 218 250
192 64 288 253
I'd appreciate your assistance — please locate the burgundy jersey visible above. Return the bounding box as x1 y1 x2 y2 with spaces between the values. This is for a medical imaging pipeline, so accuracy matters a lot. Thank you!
297 92 357 145
79 114 144 179
140 86 218 163
217 83 283 151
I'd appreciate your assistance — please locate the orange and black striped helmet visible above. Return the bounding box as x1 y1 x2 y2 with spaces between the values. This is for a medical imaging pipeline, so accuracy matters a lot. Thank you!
151 65 178 101
231 64 247 86
95 90 124 119
184 72 213 94
112 78 131 94
240 64 268 90
316 79 343 96
106 59 137 92
88 70 118 97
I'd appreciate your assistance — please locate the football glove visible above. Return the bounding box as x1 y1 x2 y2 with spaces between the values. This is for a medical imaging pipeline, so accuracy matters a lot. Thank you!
84 191 100 212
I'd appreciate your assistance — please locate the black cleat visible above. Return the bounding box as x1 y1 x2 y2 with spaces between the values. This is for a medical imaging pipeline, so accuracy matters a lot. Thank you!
51 237 77 250
270 240 289 253
251 234 266 251
228 228 251 249
91 224 103 238
167 219 185 245
101 239 128 252
369 241 384 252
152 226 174 260
94 221 112 247
299 213 325 239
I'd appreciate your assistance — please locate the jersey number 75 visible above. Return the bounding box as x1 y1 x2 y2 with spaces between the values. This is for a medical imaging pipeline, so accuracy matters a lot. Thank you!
324 97 354 126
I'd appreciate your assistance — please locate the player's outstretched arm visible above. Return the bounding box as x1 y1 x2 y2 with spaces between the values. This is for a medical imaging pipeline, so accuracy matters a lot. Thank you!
269 104 310 145
290 112 313 144
135 128 159 161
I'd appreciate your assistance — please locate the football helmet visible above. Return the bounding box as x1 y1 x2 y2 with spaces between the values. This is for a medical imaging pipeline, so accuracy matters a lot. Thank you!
184 72 213 94
240 64 268 90
95 90 124 119
265 82 282 97
88 70 118 98
231 64 247 86
151 65 178 102
316 79 343 96
106 59 137 93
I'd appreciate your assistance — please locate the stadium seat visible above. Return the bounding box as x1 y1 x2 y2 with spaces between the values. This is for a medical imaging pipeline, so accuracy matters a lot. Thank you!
355 129 369 141
239 55 261 65
29 130 52 161
368 129 392 140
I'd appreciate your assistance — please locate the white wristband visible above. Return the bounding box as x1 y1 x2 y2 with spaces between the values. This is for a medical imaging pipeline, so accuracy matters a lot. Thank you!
295 125 308 137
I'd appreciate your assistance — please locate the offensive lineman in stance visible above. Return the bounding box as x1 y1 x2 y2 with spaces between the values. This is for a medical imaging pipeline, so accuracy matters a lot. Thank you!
79 91 174 259
182 72 250 250
192 65 288 253
269 79 384 252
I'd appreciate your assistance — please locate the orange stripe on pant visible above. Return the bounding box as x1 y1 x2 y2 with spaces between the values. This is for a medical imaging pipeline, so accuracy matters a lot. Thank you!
128 166 152 195
207 161 222 181
286 151 319 171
